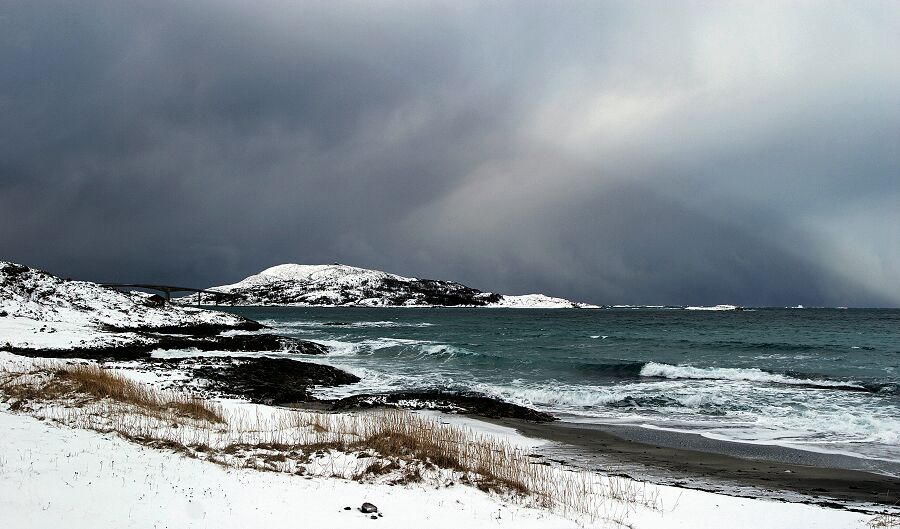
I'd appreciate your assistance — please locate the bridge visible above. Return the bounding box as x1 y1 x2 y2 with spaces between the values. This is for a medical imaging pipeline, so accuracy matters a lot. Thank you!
101 283 239 306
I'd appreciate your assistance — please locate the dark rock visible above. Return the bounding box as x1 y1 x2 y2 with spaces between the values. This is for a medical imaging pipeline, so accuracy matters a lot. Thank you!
344 507 351 511
103 320 263 336
0 263 30 278
160 334 327 355
193 356 360 404
360 502 378 514
6 333 327 362
330 390 557 422
0 310 7 317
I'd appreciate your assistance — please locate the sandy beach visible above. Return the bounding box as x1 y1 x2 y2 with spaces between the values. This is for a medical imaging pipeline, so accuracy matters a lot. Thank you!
483 418 900 508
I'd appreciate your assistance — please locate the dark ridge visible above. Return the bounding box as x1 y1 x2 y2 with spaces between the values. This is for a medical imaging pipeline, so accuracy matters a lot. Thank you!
193 356 360 404
4 343 168 362
329 390 557 423
606 395 684 408
102 320 265 335
4 333 327 362
162 333 328 355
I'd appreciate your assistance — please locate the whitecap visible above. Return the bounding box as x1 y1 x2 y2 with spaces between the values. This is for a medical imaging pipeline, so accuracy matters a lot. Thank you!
639 362 865 390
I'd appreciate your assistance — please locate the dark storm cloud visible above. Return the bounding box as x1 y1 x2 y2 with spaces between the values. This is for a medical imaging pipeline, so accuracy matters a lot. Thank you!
2 1 899 306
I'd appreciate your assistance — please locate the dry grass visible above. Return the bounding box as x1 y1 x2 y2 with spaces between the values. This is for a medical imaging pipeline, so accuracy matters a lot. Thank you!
0 362 223 423
870 511 900 528
0 360 659 525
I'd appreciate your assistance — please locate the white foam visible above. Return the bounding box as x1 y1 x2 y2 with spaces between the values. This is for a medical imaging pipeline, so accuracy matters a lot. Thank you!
352 320 434 328
639 362 865 389
419 344 477 359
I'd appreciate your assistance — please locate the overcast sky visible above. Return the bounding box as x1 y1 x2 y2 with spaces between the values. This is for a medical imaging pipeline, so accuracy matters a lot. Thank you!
2 1 899 306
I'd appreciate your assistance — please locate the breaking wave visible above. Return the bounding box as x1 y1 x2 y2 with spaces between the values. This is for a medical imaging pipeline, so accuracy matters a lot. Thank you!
639 362 868 391
322 320 434 328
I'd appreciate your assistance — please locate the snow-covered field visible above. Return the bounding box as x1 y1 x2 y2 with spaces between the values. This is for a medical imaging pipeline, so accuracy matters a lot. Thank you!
0 411 582 529
0 402 873 529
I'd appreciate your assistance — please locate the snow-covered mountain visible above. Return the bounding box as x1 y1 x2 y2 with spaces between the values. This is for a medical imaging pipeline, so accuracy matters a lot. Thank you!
0 262 258 351
193 264 598 308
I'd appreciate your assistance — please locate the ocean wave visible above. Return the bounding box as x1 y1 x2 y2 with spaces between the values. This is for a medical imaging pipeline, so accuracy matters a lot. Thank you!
307 338 483 361
639 362 867 390
577 361 646 378
322 320 434 328
711 340 822 351
419 344 478 358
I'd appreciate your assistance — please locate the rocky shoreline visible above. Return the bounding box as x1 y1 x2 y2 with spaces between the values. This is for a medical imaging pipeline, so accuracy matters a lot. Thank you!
119 354 558 422
0 261 561 426
4 332 329 361
329 391 557 422
6 327 556 422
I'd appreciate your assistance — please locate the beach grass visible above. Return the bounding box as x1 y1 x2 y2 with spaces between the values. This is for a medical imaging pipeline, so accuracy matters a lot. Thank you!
0 360 659 525
0 361 224 423
870 511 900 528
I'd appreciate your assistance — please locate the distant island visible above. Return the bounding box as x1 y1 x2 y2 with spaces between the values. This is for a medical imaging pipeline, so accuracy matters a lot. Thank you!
185 263 599 308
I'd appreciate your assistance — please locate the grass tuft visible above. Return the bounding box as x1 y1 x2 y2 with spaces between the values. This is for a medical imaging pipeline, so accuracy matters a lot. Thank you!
1 362 223 423
870 511 900 528
1 360 660 525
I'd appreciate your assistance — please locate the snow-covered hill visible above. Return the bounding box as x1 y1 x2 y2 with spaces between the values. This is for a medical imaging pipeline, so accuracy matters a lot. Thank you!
0 262 258 351
193 264 597 308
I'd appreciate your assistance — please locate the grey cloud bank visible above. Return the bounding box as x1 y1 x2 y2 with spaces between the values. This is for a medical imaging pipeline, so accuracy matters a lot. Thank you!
2 1 899 306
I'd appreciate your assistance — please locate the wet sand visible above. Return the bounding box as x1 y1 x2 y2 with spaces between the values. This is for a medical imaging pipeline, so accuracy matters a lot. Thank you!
483 418 900 508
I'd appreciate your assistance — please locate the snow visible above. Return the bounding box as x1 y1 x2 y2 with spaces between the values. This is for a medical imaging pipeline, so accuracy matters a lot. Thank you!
0 262 251 351
491 293 599 309
0 408 874 529
0 316 153 350
201 262 596 308
0 351 881 529
214 263 414 292
0 411 581 529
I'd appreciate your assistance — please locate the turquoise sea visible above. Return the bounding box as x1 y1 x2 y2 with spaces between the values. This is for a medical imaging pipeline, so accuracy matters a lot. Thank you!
223 307 900 464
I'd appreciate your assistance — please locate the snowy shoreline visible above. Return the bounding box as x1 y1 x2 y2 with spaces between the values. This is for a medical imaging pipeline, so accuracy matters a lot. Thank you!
0 260 894 527
0 351 880 529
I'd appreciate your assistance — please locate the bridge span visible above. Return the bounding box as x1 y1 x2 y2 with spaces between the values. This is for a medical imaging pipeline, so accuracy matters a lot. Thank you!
101 283 238 306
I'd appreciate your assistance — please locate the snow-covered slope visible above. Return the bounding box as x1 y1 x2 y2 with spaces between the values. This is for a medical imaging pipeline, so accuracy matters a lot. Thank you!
0 262 256 351
0 404 871 529
196 264 597 308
